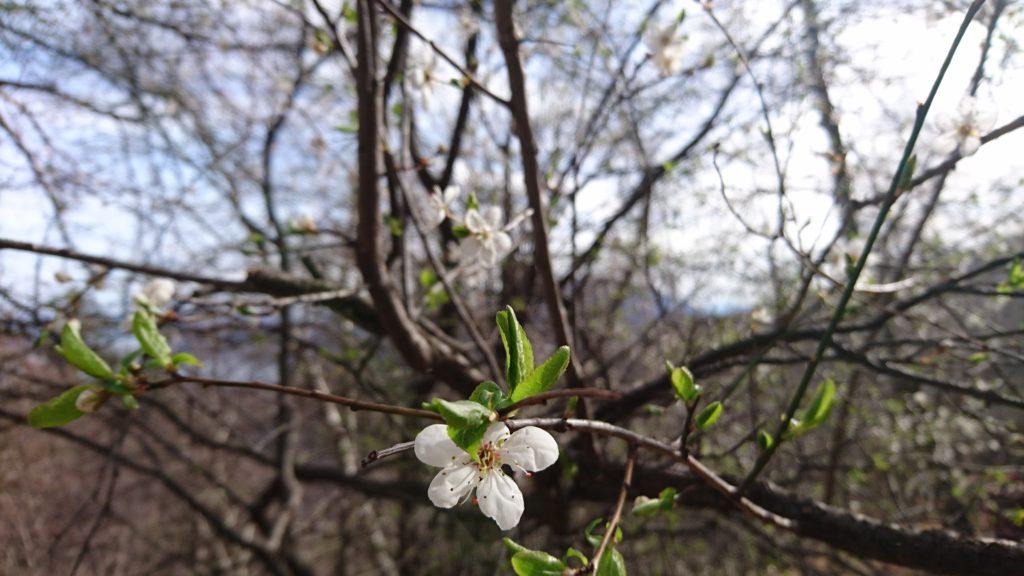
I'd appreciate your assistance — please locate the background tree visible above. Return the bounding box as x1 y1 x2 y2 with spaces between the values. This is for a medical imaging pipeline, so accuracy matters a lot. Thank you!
1 0 1022 574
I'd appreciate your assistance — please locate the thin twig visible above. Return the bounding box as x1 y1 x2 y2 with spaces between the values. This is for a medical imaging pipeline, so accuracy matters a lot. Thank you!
500 388 622 414
153 375 442 421
362 441 415 468
373 0 509 107
588 444 636 574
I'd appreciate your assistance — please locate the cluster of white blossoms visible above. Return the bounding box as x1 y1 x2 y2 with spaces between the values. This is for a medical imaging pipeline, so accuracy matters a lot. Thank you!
415 422 559 530
419 185 528 276
644 21 686 76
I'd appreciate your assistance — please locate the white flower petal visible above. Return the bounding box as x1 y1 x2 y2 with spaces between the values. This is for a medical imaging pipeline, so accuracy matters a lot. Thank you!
492 232 512 260
140 278 176 308
442 186 460 204
499 426 559 472
960 134 981 157
427 463 479 508
459 237 485 263
464 209 486 233
415 424 469 467
482 421 510 446
476 470 524 530
482 206 503 230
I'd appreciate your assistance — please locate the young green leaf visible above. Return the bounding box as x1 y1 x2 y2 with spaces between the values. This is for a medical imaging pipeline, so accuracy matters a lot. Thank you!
469 381 504 410
695 401 723 430
510 551 566 576
496 306 531 393
171 352 202 368
669 366 700 403
503 537 531 557
584 517 623 548
563 547 589 567
122 394 140 410
27 385 92 428
801 379 837 428
596 548 627 576
449 421 490 452
632 487 678 516
510 346 570 402
432 398 493 451
132 311 172 367
896 154 917 191
433 399 491 428
518 322 534 376
757 429 774 451
58 321 114 380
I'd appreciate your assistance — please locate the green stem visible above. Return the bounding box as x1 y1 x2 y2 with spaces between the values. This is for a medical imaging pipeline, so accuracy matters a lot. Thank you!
738 0 987 492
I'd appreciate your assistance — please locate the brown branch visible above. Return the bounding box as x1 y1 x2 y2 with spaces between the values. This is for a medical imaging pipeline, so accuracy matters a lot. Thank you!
508 417 793 529
0 237 247 290
494 0 579 382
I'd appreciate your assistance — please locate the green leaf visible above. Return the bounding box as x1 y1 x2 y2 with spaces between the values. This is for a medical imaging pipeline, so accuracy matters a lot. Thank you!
564 547 589 567
469 381 504 410
171 352 202 368
449 421 489 452
518 323 534 376
695 401 723 430
432 398 493 452
632 487 678 516
757 429 774 451
897 154 917 191
510 551 566 576
451 225 471 239
584 517 623 548
27 385 92 428
496 307 531 393
434 399 491 428
510 346 570 402
669 365 700 403
132 311 172 367
418 269 438 289
596 548 627 576
801 379 836 428
503 537 530 557
58 321 114 380
122 395 140 410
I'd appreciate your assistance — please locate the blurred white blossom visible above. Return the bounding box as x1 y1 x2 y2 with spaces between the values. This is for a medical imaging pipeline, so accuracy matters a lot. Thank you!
422 186 460 230
459 207 513 268
645 22 686 76
940 96 996 157
137 278 177 309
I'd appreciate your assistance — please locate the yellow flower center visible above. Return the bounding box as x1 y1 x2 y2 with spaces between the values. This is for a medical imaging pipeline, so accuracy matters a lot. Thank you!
477 442 500 471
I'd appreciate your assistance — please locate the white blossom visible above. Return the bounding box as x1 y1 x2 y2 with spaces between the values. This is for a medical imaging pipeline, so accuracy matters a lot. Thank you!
459 207 513 268
422 186 460 230
407 47 439 101
941 96 996 157
137 278 177 309
290 214 318 234
414 422 559 530
644 22 686 76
